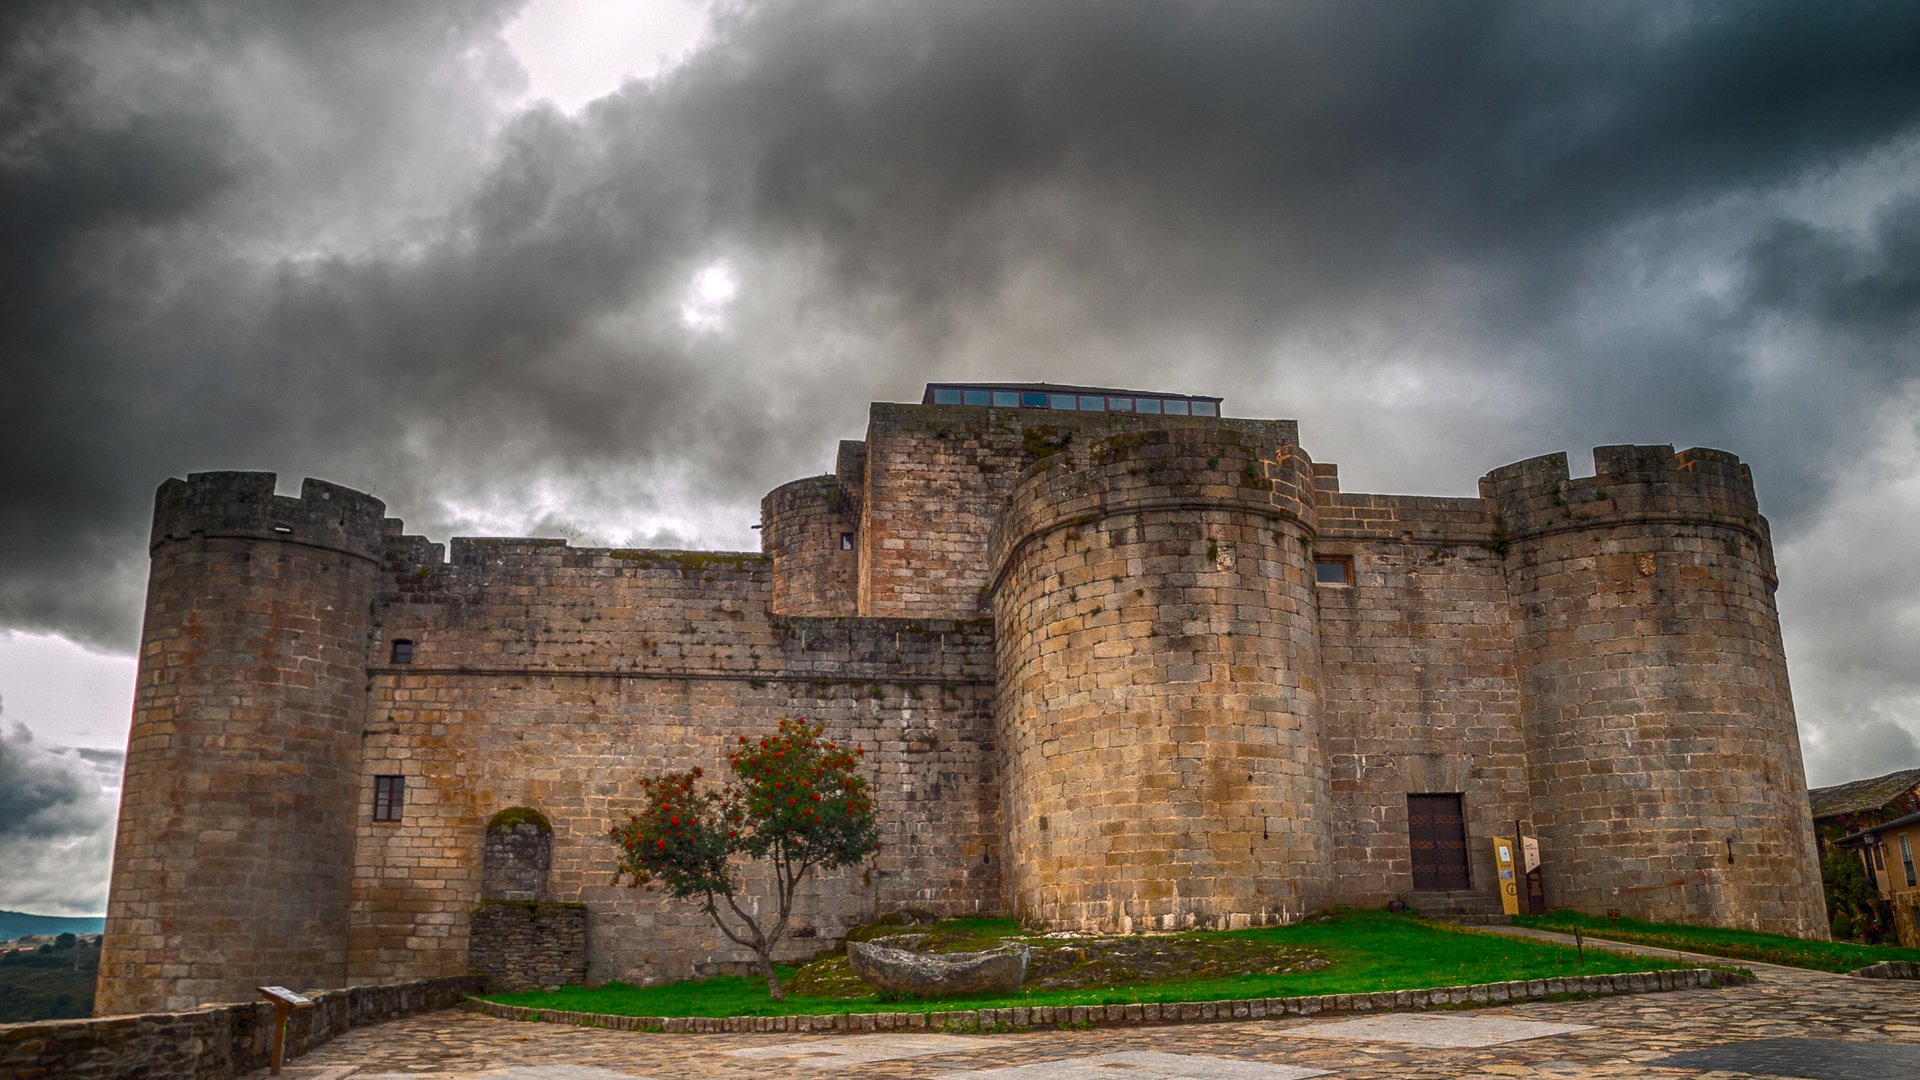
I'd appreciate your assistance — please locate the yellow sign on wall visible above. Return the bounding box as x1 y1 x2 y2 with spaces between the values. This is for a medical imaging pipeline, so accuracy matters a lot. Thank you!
1492 836 1520 915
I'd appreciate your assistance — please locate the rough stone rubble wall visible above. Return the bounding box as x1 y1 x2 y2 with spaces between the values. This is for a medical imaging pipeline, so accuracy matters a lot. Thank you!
468 901 588 991
0 975 479 1080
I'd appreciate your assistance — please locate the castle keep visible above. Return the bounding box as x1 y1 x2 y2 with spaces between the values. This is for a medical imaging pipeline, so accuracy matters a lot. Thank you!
99 384 1827 1013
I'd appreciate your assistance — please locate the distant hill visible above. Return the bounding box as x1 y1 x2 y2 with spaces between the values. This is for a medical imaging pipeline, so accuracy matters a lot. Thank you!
0 911 105 941
0 936 98 1021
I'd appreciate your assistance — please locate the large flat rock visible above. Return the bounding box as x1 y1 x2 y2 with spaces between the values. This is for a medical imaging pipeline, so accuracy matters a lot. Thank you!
847 940 1031 996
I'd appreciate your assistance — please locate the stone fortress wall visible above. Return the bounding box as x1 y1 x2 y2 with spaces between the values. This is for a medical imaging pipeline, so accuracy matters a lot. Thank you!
989 428 1335 932
98 390 1828 1014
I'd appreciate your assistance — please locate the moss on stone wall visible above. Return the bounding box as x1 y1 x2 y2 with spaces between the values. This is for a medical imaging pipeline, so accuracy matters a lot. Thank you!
486 806 553 833
607 550 765 573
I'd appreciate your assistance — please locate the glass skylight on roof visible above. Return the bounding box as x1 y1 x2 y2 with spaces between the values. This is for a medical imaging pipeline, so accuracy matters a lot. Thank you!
921 383 1222 416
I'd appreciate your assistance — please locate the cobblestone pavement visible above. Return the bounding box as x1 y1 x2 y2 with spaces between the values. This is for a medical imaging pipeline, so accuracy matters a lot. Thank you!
265 936 1920 1079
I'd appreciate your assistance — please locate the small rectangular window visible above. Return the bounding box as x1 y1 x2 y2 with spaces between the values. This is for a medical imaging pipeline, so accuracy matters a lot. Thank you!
840 532 854 551
390 639 413 664
962 389 991 406
1107 397 1133 412
932 388 962 404
1315 556 1353 586
1903 834 1916 887
1078 395 1106 411
1163 399 1190 415
1191 401 1218 417
1135 398 1162 414
373 775 405 822
1049 393 1077 410
991 390 1019 407
1021 391 1049 407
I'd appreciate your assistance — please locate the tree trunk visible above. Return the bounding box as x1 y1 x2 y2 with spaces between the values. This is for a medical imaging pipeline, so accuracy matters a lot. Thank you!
758 948 786 1001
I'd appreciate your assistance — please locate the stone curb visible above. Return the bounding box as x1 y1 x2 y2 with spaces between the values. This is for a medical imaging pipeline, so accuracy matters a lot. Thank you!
1847 960 1919 979
465 966 1747 1035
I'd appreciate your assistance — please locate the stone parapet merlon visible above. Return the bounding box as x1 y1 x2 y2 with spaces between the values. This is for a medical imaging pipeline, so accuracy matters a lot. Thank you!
1479 445 1772 581
150 470 390 563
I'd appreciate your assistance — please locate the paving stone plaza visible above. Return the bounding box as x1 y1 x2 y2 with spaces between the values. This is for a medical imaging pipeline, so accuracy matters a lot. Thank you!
263 936 1919 1080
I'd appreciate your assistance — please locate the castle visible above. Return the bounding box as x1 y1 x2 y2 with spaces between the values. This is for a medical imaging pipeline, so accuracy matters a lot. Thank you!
99 383 1827 1014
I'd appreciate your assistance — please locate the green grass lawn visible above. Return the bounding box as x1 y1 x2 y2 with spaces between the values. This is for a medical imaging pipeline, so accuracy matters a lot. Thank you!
484 910 1700 1018
1512 910 1920 974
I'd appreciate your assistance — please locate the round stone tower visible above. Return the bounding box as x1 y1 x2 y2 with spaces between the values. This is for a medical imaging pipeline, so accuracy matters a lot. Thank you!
761 474 859 616
98 472 388 1013
988 428 1333 933
1481 445 1825 936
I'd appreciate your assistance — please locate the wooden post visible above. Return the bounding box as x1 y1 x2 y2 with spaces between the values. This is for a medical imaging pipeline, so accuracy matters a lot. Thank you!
258 986 315 1076
1521 828 1547 915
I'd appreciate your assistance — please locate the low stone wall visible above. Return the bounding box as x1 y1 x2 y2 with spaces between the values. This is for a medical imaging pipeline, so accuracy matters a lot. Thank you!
469 900 588 991
0 974 482 1080
1849 960 1919 979
470 967 1746 1033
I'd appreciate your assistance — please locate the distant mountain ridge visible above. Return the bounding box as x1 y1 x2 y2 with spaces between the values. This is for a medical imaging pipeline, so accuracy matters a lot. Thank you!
0 911 105 941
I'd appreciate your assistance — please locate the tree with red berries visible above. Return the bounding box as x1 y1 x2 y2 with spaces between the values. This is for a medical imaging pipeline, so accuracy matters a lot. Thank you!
609 717 878 1000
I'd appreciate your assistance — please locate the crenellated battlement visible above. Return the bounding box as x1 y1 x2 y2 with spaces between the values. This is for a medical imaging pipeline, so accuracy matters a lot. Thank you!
1479 444 1765 547
151 471 390 562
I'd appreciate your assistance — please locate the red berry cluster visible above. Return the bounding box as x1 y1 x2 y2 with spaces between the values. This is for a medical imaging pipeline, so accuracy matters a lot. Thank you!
609 717 878 895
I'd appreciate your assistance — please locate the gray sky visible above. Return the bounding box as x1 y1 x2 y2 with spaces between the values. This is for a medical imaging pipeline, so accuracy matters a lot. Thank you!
2 0 1917 915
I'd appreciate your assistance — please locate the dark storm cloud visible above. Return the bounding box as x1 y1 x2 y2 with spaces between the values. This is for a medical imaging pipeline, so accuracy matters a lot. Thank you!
1743 195 1920 358
3 0 1919 784
0 705 118 914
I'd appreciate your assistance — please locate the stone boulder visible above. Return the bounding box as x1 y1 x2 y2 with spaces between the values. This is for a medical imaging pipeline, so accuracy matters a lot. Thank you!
847 940 1030 996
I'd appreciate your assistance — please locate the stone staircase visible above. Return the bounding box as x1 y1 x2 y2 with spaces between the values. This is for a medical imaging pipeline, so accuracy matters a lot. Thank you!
1409 890 1510 925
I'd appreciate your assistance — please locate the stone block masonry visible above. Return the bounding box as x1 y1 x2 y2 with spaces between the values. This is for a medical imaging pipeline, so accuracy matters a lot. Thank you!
99 474 387 1015
990 429 1334 931
1482 446 1824 936
99 385 1829 1013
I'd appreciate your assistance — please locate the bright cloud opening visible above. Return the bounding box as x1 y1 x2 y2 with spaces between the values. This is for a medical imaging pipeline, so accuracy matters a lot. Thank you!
502 0 711 112
679 262 740 332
